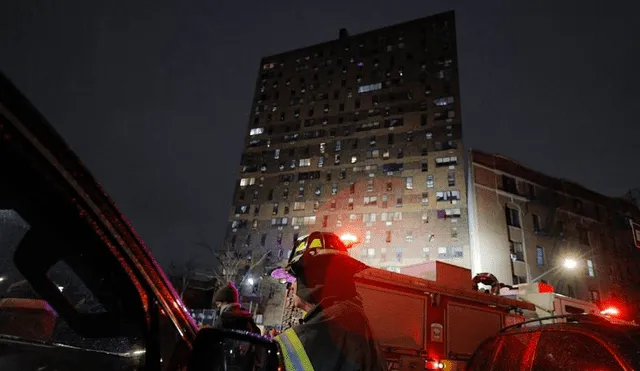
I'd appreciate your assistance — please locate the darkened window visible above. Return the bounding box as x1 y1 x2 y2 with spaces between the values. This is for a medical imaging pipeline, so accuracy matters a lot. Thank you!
501 175 518 194
505 206 521 227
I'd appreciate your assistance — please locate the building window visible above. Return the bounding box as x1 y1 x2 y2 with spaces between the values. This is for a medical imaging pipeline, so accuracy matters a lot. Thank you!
451 227 458 238
436 190 461 202
331 183 338 195
396 196 403 207
362 213 377 223
422 247 430 259
271 217 288 226
249 127 264 136
505 206 521 227
437 247 463 259
395 247 403 262
348 198 354 210
405 231 413 242
448 171 456 187
510 241 524 262
421 193 429 205
536 246 545 266
501 175 518 194
532 214 542 232
426 175 434 188
435 156 458 167
240 177 256 187
512 275 527 285
293 202 305 211
364 196 377 206
589 290 600 303
406 177 413 190
320 215 328 228
351 155 358 164
578 228 590 246
437 209 461 219
381 195 388 208
422 213 429 224
358 82 382 94
587 259 595 277
299 158 311 167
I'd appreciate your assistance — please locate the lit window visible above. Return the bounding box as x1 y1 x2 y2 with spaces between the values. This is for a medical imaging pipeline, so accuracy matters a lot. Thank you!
367 248 375 257
587 259 595 277
433 96 454 107
299 158 311 167
365 231 372 244
435 156 458 167
351 156 358 164
406 177 413 190
426 175 435 188
536 246 545 266
357 82 382 94
293 202 305 211
249 127 264 136
274 149 280 159
436 190 461 202
240 177 256 187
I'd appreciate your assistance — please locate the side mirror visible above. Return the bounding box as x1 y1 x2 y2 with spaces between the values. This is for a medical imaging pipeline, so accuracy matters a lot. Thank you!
187 327 281 371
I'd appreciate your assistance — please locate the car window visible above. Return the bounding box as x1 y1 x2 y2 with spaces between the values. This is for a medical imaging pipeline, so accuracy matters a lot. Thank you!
490 332 535 370
0 119 148 370
532 331 623 371
466 336 500 370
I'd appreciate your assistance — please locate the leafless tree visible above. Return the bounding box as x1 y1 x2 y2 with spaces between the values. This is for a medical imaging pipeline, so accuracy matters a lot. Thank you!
197 242 273 294
167 258 198 299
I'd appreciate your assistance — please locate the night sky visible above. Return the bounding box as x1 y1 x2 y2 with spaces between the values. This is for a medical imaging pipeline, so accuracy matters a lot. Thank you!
1 0 638 268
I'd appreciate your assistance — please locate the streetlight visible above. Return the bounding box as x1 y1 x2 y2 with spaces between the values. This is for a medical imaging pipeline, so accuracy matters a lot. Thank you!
530 257 579 283
563 258 578 269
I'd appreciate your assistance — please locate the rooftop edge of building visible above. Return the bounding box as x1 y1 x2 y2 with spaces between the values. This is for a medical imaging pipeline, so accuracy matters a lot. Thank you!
260 10 455 62
469 148 640 216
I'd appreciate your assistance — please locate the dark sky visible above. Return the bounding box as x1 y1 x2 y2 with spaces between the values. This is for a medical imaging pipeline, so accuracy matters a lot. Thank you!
1 0 638 268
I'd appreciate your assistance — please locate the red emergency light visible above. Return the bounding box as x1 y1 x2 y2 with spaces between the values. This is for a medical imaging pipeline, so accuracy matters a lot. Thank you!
537 282 554 293
601 306 620 317
339 233 359 247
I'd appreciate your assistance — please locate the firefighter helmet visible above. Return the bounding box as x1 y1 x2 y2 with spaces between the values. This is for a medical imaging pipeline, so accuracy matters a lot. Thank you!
285 231 365 279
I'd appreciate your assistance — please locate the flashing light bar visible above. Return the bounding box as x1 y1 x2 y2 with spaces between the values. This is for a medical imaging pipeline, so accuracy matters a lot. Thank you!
601 307 620 316
339 233 358 246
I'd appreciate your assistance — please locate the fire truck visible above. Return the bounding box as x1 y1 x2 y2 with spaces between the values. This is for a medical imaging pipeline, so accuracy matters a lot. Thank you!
278 232 535 371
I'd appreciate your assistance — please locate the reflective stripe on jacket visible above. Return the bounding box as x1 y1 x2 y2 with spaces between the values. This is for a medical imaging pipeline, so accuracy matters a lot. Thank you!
275 328 315 371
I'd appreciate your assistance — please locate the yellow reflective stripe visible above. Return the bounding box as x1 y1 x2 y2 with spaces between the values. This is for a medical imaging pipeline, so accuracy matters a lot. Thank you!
275 328 314 371
275 335 295 371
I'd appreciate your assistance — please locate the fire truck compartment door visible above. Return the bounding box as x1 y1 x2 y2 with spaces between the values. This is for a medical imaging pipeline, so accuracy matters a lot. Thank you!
446 303 502 359
356 283 427 350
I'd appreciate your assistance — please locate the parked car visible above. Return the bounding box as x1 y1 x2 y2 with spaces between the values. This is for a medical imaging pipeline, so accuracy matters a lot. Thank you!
467 314 640 370
0 72 279 370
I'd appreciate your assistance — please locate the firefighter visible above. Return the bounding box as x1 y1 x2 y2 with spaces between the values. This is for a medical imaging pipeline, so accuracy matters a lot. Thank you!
274 232 387 371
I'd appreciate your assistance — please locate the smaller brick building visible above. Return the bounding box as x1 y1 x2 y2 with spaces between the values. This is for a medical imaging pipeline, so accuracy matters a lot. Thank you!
467 149 640 319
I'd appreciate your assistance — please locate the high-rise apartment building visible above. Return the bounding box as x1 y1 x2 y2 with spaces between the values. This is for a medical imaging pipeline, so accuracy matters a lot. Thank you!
226 11 469 326
468 149 640 319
